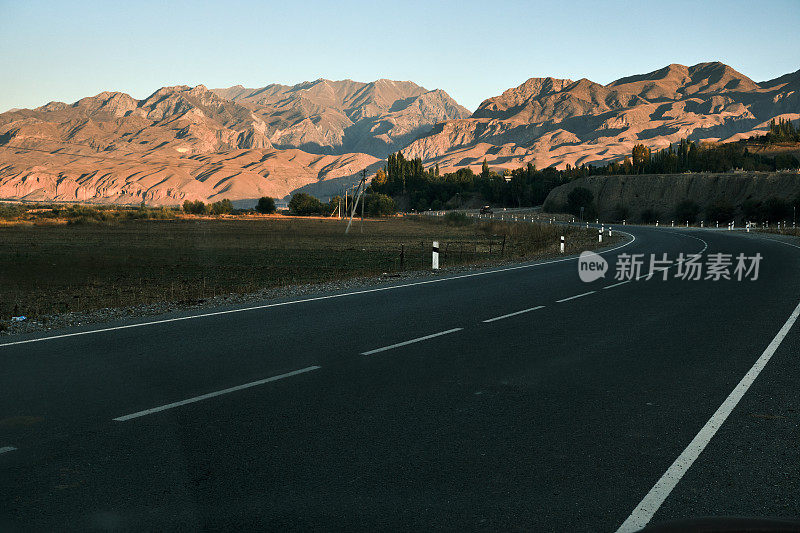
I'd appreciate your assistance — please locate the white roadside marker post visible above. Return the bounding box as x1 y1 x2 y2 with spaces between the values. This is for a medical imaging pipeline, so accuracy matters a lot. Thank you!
701 221 704 228
623 219 626 225
608 227 612 237
432 241 439 270
656 220 659 227
671 220 674 227
598 227 603 243
560 235 565 254
686 220 689 227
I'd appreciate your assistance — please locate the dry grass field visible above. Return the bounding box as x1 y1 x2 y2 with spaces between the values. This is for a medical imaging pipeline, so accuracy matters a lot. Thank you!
0 213 614 319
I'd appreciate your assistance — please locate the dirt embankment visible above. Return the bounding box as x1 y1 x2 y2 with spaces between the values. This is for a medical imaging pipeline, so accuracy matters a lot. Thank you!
544 171 800 220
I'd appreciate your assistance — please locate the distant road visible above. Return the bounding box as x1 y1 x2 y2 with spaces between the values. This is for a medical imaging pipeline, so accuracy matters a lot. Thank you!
2 225 800 531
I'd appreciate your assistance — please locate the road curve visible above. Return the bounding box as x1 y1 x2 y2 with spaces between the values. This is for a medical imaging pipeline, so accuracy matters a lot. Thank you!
2 225 800 531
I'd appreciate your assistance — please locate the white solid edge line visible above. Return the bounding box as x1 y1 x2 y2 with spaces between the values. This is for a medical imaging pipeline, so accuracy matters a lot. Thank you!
361 328 463 356
602 232 708 288
483 306 545 323
556 291 596 303
747 233 800 251
113 366 320 422
0 233 636 349
0 446 17 454
616 298 800 533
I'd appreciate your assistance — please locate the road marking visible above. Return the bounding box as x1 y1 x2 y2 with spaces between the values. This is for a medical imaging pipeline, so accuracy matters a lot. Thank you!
556 291 595 303
0 446 17 454
113 366 320 422
617 232 709 282
616 298 800 533
603 280 631 290
0 234 635 349
361 328 463 355
748 233 800 251
483 306 545 323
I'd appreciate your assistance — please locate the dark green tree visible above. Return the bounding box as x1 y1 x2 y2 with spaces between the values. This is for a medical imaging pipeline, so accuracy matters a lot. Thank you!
288 193 324 216
640 208 660 224
566 187 595 218
182 200 207 214
364 193 397 216
210 199 233 215
632 144 651 174
256 196 277 214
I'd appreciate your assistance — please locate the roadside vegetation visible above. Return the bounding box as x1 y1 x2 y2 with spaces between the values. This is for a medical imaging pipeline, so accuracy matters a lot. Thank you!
0 214 613 320
287 192 396 217
0 203 180 224
0 197 280 225
368 125 800 213
544 184 800 225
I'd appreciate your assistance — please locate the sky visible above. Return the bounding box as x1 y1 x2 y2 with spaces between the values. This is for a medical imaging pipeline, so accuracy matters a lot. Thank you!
1 0 799 113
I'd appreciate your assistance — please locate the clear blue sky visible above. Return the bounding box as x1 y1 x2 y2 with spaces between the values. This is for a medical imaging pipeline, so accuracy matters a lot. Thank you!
1 0 798 113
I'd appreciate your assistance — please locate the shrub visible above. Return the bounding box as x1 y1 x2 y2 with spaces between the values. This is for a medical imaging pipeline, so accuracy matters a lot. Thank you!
542 199 564 213
566 187 595 218
255 196 276 214
210 199 233 215
706 200 736 223
443 211 471 226
126 206 176 220
741 200 763 222
364 194 396 217
762 197 792 222
288 193 324 216
183 200 207 215
640 208 660 224
674 199 700 224
0 203 27 219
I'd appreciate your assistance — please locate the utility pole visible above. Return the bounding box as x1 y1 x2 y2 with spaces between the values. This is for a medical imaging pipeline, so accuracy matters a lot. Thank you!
345 168 368 234
360 170 365 234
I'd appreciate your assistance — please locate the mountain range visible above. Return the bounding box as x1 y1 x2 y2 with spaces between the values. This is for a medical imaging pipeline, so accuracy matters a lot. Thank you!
0 62 797 205
403 62 800 171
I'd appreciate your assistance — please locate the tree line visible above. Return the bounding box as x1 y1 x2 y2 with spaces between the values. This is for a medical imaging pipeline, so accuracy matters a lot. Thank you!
286 192 396 217
599 137 800 175
561 186 800 225
368 126 800 212
752 118 800 144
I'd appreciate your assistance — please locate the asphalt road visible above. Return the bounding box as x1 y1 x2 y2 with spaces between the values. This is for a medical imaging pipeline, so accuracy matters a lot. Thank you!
2 224 800 532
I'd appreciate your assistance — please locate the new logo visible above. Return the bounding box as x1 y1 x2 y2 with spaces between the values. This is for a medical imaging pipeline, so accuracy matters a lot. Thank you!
578 251 608 282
